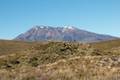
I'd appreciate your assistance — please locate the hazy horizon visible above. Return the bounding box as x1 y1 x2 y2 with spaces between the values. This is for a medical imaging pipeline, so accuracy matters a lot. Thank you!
0 0 120 39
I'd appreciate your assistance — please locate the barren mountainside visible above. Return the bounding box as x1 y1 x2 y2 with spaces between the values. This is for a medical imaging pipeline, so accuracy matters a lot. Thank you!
15 26 117 42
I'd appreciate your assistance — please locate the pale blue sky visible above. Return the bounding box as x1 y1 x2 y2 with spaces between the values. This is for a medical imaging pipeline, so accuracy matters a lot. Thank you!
0 0 120 39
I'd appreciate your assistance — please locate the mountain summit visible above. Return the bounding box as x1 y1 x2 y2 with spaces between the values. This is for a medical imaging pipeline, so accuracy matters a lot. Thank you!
14 25 117 42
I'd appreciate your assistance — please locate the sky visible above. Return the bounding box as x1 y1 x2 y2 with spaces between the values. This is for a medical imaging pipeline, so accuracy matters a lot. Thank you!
0 0 120 39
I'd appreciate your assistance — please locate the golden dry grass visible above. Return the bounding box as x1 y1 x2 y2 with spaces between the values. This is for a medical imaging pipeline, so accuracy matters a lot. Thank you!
0 56 119 80
0 40 120 80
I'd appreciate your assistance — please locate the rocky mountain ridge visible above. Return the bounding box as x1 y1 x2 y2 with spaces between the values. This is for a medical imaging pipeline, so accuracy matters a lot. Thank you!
15 25 117 42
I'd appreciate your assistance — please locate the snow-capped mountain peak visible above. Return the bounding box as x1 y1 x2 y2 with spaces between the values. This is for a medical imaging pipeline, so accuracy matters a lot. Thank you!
14 25 117 42
64 26 76 30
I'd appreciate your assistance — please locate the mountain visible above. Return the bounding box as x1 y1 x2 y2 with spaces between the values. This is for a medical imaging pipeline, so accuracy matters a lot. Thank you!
14 25 117 42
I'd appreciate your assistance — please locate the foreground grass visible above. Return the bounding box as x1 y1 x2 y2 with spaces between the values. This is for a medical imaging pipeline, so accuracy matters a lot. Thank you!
0 56 120 80
0 40 120 80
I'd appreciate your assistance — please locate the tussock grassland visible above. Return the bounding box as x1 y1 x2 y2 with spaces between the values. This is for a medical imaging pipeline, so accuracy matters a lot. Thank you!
0 40 120 80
